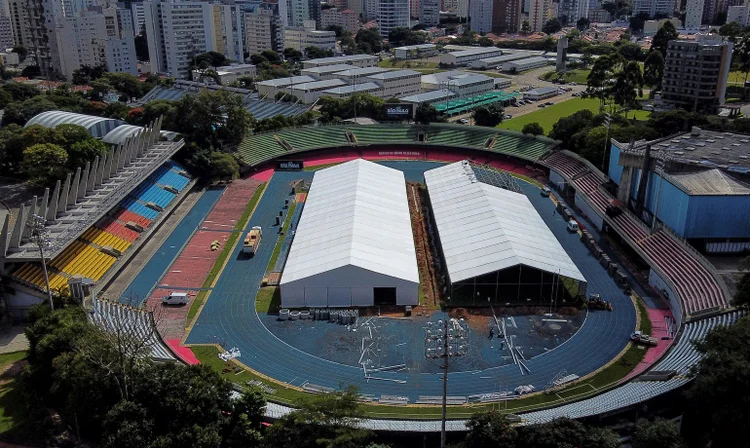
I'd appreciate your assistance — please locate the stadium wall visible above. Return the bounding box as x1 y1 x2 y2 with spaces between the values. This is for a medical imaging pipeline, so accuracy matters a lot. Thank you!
549 169 565 188
649 269 683 326
575 191 604 231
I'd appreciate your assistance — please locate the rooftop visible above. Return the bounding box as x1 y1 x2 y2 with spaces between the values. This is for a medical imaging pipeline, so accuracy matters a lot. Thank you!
322 82 382 95
280 159 419 285
424 161 586 284
394 43 437 50
422 70 493 86
366 69 421 80
333 66 390 77
448 47 502 57
399 89 457 103
301 64 355 74
506 56 551 66
614 129 750 172
256 76 316 87
667 169 750 195
474 52 538 64
305 54 378 65
291 79 347 91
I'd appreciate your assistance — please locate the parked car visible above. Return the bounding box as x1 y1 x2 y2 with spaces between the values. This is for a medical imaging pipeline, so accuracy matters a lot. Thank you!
457 118 469 124
504 114 513 119
545 101 554 106
538 104 546 108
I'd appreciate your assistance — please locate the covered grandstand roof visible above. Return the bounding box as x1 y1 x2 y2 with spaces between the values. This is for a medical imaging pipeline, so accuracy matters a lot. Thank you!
26 111 124 138
102 124 144 144
280 159 419 285
668 168 750 195
424 160 586 283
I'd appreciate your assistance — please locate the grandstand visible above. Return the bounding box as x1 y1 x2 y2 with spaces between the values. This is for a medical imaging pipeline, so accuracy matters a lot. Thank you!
9 157 192 296
89 297 176 361
542 150 730 320
236 123 556 167
137 80 310 120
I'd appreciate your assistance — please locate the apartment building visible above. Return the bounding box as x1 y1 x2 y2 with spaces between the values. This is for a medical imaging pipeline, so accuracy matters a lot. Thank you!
245 5 284 54
469 0 493 32
662 36 733 113
419 0 439 26
491 0 521 33
144 0 243 78
284 26 336 51
321 7 359 34
377 0 409 38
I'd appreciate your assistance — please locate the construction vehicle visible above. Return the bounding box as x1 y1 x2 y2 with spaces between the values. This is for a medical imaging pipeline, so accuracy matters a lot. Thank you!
630 331 658 346
587 293 613 311
242 226 262 255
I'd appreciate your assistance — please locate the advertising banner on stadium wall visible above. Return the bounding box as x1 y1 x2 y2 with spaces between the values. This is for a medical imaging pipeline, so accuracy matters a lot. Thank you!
382 103 413 120
276 160 304 171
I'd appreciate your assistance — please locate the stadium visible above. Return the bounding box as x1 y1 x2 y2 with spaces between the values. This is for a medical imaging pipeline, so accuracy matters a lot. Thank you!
0 113 742 430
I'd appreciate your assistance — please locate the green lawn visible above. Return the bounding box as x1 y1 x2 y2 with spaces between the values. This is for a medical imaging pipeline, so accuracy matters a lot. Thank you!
186 184 266 323
0 351 38 440
543 69 590 84
728 71 749 84
498 98 651 134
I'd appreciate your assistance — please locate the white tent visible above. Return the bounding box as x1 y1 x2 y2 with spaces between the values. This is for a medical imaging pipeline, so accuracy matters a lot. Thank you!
280 159 419 308
425 160 586 285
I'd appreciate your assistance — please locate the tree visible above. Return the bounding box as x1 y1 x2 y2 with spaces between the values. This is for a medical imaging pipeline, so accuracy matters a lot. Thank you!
104 72 144 99
734 256 750 308
643 50 665 91
72 65 106 85
735 35 750 84
577 17 590 30
549 109 595 148
67 139 108 169
355 28 384 53
171 90 252 147
542 18 562 34
191 51 229 69
21 65 41 78
517 418 619 448
415 103 441 124
521 20 531 34
683 316 750 447
103 101 132 120
522 122 545 135
22 143 69 185
478 36 495 47
283 47 304 62
12 45 27 62
464 411 518 448
2 96 58 126
612 61 644 114
325 24 345 37
650 21 679 57
472 103 505 127
629 12 650 33
632 418 685 448
140 99 178 127
719 21 743 42
264 386 373 448
261 49 282 63
305 46 334 59
2 81 40 101
209 152 240 180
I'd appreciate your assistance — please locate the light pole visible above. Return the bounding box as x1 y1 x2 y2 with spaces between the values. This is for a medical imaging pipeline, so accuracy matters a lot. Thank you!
27 214 54 311
651 157 668 232
601 112 611 172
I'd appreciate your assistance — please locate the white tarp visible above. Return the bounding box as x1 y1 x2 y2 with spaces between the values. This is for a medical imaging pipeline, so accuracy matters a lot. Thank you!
425 160 586 284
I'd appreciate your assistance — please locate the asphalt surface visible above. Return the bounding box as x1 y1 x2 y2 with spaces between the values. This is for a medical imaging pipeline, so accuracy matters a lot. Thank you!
178 161 636 400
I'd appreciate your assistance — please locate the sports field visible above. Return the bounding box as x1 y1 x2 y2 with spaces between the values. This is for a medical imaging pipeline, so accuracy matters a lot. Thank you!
498 98 651 133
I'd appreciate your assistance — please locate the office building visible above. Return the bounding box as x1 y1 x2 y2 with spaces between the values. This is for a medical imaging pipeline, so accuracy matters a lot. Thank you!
377 0 409 38
290 0 321 27
419 0 439 25
440 47 502 66
284 25 336 52
529 0 550 32
394 43 437 59
662 36 732 113
245 5 285 54
410 0 418 17
321 7 359 33
421 70 495 97
144 0 244 78
364 69 421 98
632 0 674 18
684 0 704 29
364 0 378 20
130 1 145 31
0 15 13 48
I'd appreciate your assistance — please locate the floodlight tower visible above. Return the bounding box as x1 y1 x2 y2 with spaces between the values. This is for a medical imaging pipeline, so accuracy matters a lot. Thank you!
27 214 54 311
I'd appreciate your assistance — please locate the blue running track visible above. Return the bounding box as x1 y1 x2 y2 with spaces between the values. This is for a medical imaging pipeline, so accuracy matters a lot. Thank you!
184 163 636 400
119 187 225 303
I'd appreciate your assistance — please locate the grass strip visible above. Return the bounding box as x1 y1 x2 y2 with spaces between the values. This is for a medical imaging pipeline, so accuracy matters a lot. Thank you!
186 184 266 322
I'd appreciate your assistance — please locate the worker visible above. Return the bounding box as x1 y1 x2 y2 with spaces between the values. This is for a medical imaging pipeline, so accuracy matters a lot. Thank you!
488 328 494 340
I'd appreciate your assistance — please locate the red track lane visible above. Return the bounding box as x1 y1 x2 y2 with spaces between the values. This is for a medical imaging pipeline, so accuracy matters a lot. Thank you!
623 308 674 380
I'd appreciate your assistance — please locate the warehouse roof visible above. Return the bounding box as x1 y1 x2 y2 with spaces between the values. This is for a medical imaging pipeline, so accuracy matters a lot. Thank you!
424 161 586 283
399 89 456 103
291 79 346 91
280 159 419 285
333 66 390 77
256 76 316 87
301 64 355 74
322 82 382 95
667 169 750 195
366 69 421 80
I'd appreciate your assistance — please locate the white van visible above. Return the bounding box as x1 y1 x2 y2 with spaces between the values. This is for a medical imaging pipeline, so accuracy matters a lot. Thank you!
567 220 580 233
163 292 188 305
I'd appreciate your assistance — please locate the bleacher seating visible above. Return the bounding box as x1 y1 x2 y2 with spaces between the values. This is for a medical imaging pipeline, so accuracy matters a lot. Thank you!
543 150 728 315
519 311 743 424
235 124 557 168
11 160 193 295
90 298 176 361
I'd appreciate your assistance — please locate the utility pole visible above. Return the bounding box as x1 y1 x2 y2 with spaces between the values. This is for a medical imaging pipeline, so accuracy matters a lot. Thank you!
28 214 54 311
601 112 611 172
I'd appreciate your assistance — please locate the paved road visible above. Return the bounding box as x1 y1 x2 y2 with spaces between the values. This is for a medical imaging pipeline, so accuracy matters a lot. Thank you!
185 162 636 400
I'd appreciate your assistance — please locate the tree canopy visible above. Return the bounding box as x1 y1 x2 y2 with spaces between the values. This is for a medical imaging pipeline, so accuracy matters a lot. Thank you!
22 143 69 185
522 122 545 135
542 18 563 34
650 21 679 57
472 103 505 127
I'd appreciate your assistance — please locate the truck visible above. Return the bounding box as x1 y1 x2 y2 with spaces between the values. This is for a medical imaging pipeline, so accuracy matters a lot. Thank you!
630 331 658 347
242 226 262 255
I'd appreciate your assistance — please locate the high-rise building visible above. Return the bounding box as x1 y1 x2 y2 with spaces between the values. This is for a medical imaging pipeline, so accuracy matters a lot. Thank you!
661 36 733 113
290 0 321 28
0 15 13 48
491 0 520 33
419 0 439 25
245 3 284 54
727 4 750 25
130 1 145 31
377 0 408 38
410 0 418 17
364 0 379 21
144 0 243 78
469 0 493 32
322 7 359 33
557 0 587 22
529 0 549 31
684 0 704 29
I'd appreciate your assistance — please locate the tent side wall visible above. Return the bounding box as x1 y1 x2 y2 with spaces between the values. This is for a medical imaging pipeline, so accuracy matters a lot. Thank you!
280 265 419 307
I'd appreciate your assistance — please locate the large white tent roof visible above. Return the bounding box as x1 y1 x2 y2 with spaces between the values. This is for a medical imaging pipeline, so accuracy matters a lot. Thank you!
280 159 419 285
424 161 586 284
